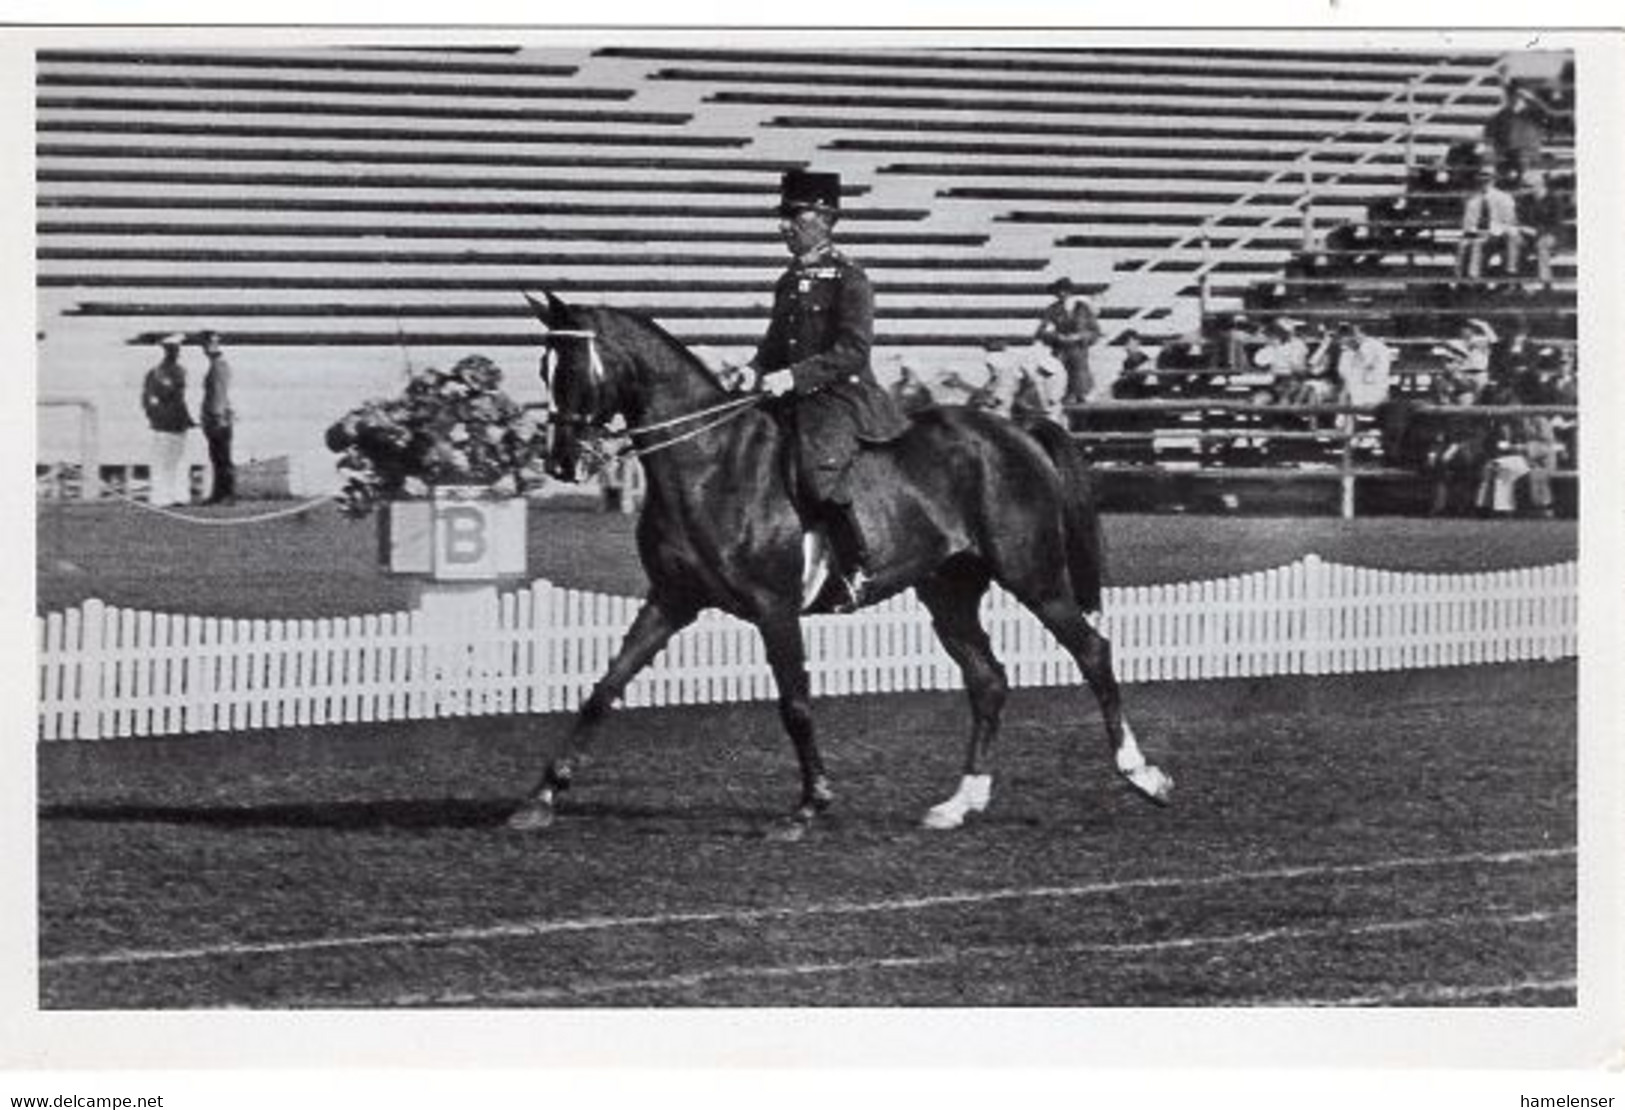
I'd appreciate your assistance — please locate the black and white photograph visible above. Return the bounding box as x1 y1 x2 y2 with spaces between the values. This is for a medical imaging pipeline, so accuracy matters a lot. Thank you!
9 12 1625 1095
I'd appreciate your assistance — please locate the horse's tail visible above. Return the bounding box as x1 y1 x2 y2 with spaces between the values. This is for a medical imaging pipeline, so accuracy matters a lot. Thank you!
1023 418 1105 614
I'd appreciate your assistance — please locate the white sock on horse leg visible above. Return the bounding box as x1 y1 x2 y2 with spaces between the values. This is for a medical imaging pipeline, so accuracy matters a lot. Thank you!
1114 717 1147 775
923 773 993 828
959 773 991 811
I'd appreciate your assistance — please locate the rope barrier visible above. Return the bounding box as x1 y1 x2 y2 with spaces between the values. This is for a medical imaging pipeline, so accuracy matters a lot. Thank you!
101 492 337 527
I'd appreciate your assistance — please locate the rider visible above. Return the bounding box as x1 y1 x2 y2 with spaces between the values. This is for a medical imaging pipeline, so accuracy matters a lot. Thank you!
740 169 910 611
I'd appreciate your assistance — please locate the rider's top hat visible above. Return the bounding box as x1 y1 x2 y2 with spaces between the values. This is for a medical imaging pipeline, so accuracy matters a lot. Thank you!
779 169 842 217
1047 276 1076 297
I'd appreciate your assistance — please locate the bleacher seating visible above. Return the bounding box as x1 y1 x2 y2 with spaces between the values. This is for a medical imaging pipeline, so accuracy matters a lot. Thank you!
37 42 1534 481
1073 55 1578 515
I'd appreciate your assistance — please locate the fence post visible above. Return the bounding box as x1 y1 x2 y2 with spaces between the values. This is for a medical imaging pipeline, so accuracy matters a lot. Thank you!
1339 408 1358 519
1303 554 1328 675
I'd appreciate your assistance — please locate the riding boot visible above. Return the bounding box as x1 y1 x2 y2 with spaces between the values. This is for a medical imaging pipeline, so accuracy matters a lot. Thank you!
826 501 871 614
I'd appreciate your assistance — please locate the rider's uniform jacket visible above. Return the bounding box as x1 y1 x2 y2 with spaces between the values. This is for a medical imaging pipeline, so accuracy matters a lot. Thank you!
754 243 910 458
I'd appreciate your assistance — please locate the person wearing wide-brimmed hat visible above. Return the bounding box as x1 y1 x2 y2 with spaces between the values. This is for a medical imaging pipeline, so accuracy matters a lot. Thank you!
737 168 909 612
140 332 195 506
1034 276 1100 416
199 330 237 504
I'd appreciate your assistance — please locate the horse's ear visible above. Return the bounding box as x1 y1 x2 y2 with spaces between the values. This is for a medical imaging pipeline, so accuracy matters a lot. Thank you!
523 290 569 330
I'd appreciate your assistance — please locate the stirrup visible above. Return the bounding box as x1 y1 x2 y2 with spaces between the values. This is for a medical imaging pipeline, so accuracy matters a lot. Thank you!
833 569 870 613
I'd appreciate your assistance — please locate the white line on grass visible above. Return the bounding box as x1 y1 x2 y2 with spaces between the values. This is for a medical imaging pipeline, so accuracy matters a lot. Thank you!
287 908 1576 1007
1263 976 1578 1008
42 844 1575 971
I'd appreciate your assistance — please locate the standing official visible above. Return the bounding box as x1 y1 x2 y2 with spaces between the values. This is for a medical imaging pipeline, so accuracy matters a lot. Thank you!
140 333 194 506
200 330 236 504
1034 277 1101 414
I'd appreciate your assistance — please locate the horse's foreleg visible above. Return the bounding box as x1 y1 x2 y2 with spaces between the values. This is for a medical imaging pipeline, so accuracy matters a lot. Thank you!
917 576 1005 830
1031 598 1173 806
756 614 831 839
508 598 695 831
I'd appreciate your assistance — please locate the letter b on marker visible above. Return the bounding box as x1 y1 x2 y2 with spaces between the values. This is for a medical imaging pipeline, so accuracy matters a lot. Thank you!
440 506 488 566
428 487 527 580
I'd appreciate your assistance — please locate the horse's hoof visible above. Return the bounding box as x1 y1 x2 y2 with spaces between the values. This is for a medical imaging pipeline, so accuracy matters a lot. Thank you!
507 800 557 831
764 816 812 843
1123 765 1174 806
921 804 966 831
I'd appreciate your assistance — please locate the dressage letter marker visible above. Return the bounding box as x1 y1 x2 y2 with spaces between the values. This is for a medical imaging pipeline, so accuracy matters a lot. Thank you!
430 486 526 581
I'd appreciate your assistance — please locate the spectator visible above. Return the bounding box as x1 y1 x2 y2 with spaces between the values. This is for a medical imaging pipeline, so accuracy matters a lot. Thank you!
1297 323 1344 406
1531 343 1578 466
1536 343 1577 406
1111 329 1157 400
935 343 1007 413
1008 348 1064 428
1251 317 1310 404
1438 139 1493 193
1034 277 1100 412
1483 81 1549 182
889 360 935 415
199 330 237 505
1223 313 1265 373
1513 370 1562 518
1517 169 1565 285
140 333 194 506
1155 328 1211 397
1458 319 1497 397
1475 372 1557 518
1429 340 1485 405
1491 312 1536 384
1414 352 1490 516
1457 165 1521 280
1336 322 1393 409
600 455 645 515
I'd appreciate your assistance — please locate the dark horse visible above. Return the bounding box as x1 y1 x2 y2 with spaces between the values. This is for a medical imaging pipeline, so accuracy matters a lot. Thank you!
511 293 1172 836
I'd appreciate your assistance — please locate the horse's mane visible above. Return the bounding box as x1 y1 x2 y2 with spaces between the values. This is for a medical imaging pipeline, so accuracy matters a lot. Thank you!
583 304 731 394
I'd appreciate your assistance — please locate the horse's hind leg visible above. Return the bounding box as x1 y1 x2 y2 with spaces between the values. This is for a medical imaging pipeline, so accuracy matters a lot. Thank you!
916 568 1006 830
1026 594 1173 805
508 596 696 831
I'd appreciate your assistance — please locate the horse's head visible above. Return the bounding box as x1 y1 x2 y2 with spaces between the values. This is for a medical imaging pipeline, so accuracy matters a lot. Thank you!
526 291 623 483
526 291 734 482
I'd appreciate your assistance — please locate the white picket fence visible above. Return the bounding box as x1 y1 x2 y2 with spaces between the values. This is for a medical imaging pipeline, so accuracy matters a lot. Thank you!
36 555 1577 742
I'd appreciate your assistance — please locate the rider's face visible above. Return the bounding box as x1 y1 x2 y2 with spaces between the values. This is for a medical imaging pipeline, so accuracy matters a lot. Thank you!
779 208 831 258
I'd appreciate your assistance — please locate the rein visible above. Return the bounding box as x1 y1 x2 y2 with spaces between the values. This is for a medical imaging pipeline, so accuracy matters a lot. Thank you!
540 326 765 466
621 393 764 459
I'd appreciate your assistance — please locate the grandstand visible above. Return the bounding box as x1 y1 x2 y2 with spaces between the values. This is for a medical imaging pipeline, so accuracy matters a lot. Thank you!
37 42 1571 500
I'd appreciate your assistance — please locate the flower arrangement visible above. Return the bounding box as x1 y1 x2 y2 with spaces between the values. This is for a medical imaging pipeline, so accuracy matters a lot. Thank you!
325 355 548 518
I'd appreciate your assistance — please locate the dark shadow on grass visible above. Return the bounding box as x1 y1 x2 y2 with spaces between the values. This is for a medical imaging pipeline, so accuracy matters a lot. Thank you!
38 794 969 841
37 795 792 835
38 797 519 831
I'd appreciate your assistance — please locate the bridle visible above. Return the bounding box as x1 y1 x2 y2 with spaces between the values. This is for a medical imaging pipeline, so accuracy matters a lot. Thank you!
539 327 764 475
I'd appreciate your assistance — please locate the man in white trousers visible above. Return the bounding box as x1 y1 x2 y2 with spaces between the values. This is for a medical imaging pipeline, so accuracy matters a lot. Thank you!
140 333 195 505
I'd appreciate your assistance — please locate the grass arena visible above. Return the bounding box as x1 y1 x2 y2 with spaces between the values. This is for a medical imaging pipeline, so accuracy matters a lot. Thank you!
36 505 1578 1009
